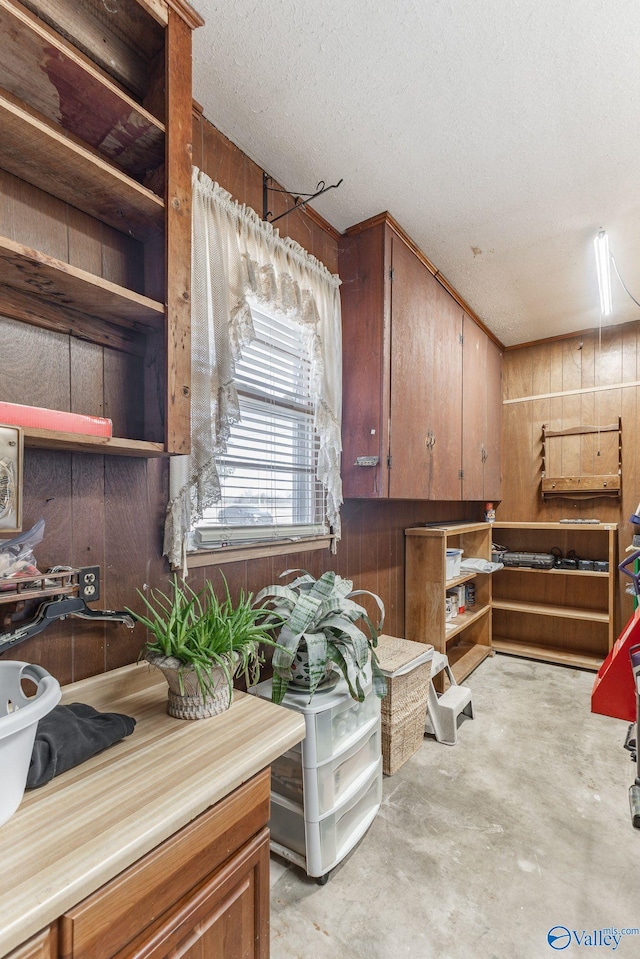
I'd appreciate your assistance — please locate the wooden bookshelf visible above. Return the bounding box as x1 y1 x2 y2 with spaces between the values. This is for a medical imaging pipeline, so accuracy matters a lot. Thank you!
491 521 617 669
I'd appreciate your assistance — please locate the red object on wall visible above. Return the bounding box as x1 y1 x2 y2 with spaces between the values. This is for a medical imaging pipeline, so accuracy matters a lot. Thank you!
0 402 112 437
591 608 640 721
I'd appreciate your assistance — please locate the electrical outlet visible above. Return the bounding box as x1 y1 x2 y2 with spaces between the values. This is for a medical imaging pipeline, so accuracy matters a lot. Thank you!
78 566 100 603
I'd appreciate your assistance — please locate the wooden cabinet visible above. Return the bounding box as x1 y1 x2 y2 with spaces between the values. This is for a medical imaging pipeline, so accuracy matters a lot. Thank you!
405 522 493 682
5 929 56 959
491 521 618 669
462 315 503 501
339 212 501 501
0 0 203 456
58 770 270 959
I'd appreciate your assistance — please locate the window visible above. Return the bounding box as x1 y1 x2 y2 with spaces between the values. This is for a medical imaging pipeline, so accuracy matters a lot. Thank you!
193 306 328 549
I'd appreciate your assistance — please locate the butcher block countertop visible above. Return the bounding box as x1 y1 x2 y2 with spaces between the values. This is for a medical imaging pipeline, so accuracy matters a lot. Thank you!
0 662 305 957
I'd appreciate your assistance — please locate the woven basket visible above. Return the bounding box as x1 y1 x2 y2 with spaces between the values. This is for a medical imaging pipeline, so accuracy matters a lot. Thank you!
381 702 428 775
376 635 433 775
146 653 234 720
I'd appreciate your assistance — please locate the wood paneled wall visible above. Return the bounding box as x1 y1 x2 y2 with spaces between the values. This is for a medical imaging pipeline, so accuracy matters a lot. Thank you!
0 112 480 684
500 323 640 628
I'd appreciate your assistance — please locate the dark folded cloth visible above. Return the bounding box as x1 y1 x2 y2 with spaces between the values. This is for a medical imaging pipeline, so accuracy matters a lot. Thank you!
27 702 136 789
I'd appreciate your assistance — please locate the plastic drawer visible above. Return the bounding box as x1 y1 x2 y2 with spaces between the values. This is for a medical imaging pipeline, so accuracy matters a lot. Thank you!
306 720 381 819
270 717 381 818
251 673 380 765
270 751 304 808
269 794 306 858
270 758 383 877
301 690 380 765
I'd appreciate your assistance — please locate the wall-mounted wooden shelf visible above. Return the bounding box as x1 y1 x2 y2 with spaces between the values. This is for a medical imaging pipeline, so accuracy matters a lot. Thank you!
0 91 164 240
541 421 622 500
0 0 166 182
0 0 201 457
0 236 164 332
22 428 166 457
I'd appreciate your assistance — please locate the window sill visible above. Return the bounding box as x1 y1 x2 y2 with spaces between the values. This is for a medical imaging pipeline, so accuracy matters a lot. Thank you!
180 535 334 570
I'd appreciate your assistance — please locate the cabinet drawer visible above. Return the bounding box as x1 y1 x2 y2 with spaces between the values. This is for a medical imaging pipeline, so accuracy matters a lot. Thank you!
271 720 381 820
59 769 270 959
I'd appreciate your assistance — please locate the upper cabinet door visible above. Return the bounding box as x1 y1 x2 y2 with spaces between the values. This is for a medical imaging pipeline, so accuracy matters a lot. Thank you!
388 233 434 499
339 213 494 502
339 220 389 498
426 280 463 500
462 315 487 501
388 235 463 500
461 314 503 501
483 336 503 500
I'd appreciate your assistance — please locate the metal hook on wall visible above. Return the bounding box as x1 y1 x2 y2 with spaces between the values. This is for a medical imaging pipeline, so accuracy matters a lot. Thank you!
262 172 343 224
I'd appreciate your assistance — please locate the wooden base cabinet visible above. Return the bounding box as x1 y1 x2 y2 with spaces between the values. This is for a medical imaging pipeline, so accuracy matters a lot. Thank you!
4 771 272 959
6 930 57 959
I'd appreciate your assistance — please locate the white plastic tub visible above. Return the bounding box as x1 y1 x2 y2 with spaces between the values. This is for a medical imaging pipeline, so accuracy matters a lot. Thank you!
0 662 61 826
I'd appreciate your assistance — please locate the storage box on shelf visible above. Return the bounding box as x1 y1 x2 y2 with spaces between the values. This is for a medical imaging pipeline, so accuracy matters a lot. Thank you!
405 522 493 684
251 674 382 882
0 0 203 457
491 521 618 669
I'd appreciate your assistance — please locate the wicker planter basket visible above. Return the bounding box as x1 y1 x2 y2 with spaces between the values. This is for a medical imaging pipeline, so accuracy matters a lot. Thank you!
145 653 234 720
376 635 433 775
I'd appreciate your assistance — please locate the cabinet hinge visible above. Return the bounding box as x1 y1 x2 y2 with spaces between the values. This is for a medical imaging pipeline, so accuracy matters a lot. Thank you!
459 332 464 345
458 469 464 479
389 268 394 281
387 455 392 468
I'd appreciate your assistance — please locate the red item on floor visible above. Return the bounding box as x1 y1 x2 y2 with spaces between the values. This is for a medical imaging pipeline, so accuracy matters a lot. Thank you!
0 402 112 437
591 608 640 721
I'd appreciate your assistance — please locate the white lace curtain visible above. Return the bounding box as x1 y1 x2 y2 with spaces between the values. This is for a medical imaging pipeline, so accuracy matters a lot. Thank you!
164 168 343 570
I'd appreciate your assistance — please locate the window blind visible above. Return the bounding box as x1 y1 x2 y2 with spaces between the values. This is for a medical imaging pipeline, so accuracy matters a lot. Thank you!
194 307 328 548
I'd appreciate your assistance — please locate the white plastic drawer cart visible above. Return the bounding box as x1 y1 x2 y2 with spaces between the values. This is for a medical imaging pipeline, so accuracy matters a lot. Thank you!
252 673 382 883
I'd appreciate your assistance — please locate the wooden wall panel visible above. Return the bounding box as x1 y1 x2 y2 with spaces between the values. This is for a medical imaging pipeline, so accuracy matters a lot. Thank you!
501 320 640 631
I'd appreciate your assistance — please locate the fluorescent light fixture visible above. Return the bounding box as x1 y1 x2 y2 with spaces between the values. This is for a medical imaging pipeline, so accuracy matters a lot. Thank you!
594 229 613 316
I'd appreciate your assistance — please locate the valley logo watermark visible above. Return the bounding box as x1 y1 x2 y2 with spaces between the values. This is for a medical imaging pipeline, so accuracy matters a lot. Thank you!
547 925 640 951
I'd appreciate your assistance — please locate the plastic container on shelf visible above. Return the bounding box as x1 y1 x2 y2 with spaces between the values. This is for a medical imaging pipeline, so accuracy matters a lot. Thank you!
446 548 463 580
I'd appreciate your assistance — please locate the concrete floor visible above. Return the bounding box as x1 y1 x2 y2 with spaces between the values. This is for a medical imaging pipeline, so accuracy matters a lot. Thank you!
269 654 640 959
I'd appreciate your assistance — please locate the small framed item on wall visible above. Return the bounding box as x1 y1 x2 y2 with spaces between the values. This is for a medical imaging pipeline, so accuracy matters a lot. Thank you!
0 424 23 534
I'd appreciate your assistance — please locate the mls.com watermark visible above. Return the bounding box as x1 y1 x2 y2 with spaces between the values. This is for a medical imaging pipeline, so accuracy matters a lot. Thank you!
547 925 640 951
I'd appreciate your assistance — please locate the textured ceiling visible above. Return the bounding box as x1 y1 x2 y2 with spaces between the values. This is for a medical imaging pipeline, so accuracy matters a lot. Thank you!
191 0 640 347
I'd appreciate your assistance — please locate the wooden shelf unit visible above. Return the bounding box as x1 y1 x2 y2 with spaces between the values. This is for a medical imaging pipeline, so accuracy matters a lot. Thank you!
491 521 617 669
0 0 203 456
405 522 493 683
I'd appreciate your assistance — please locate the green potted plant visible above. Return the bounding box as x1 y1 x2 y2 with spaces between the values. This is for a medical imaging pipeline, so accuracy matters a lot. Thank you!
255 569 387 704
129 574 282 719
